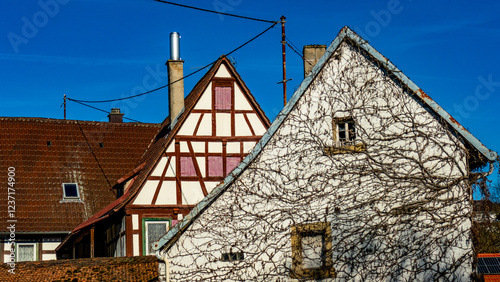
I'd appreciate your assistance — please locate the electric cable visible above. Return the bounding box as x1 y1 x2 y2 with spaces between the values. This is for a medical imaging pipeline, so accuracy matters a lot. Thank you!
68 21 277 104
70 100 143 123
76 121 113 189
153 0 277 24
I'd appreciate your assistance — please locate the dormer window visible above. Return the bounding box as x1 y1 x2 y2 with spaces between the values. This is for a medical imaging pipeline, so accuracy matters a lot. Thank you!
62 183 80 199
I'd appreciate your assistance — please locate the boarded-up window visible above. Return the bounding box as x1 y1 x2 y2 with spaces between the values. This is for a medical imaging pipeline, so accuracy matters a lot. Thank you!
215 86 231 110
208 156 223 177
180 157 196 176
226 157 241 174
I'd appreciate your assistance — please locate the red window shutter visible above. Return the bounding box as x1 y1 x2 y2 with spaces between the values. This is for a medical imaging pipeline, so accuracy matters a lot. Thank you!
180 157 196 176
208 156 223 177
226 157 241 174
215 86 231 110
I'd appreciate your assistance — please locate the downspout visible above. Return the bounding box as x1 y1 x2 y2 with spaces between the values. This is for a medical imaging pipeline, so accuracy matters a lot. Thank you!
156 249 170 282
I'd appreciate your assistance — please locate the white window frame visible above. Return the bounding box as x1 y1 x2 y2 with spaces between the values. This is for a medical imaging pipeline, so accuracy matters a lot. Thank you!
143 219 170 255
16 242 37 262
62 183 80 200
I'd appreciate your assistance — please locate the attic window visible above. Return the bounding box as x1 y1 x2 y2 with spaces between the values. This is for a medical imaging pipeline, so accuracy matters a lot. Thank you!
62 183 80 199
324 117 365 154
47 140 52 147
99 142 104 148
214 86 232 110
291 222 335 279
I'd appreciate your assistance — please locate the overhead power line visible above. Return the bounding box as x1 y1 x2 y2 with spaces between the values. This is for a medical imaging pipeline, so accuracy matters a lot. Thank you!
68 21 277 104
76 121 113 189
153 0 277 24
69 99 143 123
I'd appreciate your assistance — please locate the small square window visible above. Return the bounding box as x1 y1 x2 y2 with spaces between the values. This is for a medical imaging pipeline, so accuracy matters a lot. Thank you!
335 117 356 145
208 156 223 177
16 243 37 262
62 183 80 199
180 157 196 177
291 222 335 279
324 117 365 155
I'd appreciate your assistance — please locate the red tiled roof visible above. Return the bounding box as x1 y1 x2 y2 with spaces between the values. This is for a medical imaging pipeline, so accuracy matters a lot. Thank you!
0 255 158 281
58 56 270 249
0 118 160 232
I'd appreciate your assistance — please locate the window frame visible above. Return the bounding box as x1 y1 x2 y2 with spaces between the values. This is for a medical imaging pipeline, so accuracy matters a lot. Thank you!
142 218 171 255
325 117 365 154
291 222 335 279
62 183 81 200
16 242 37 262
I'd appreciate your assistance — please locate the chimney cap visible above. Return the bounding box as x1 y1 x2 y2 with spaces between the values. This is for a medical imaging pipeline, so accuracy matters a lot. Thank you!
170 32 181 60
108 108 124 123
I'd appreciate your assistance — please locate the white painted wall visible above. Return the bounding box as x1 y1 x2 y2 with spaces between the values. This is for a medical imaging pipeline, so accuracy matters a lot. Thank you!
160 42 473 281
133 180 158 205
194 82 212 110
214 64 231 78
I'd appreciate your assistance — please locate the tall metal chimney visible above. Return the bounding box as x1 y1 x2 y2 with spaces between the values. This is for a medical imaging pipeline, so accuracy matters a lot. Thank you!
303 45 326 78
167 32 184 126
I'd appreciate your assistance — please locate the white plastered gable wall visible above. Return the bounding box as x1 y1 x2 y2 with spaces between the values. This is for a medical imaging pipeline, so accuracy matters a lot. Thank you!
160 41 472 281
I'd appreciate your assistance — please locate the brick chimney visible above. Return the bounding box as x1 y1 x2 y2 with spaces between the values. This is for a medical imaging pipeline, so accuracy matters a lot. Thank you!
108 108 124 123
167 32 184 127
303 45 326 78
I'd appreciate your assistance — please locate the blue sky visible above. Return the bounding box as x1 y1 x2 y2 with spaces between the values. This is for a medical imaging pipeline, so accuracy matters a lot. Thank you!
2 0 499 188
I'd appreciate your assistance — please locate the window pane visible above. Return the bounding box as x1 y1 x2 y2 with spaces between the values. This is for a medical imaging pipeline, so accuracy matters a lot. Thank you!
302 235 323 269
348 121 356 141
64 183 78 197
18 245 35 262
338 123 346 142
147 223 168 255
215 86 231 110
180 157 196 177
208 156 223 177
226 157 241 174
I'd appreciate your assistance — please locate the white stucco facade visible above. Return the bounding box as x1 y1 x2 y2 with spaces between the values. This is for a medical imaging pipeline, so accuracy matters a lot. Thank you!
157 35 479 281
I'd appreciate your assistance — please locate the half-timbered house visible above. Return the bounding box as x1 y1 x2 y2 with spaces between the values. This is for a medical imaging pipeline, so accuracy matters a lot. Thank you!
56 55 270 258
152 27 498 281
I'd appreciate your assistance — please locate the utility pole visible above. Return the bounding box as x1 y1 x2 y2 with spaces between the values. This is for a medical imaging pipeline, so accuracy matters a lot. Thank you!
278 15 291 107
64 94 67 120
